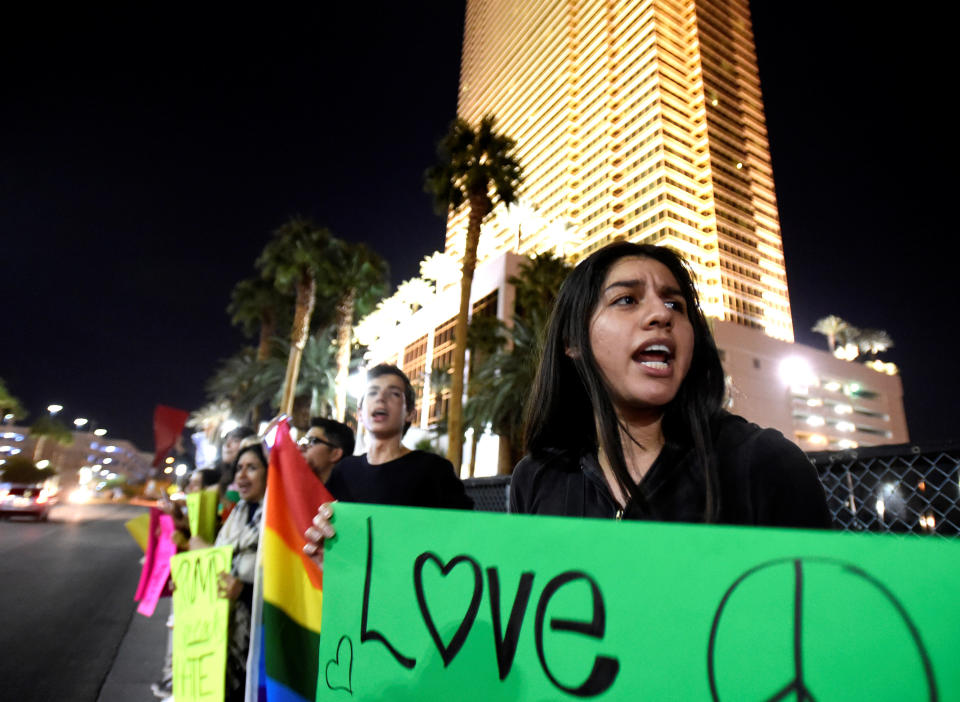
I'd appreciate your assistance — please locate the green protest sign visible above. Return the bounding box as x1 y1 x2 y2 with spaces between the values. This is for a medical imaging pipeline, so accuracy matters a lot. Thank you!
171 546 232 702
317 503 959 701
186 487 219 543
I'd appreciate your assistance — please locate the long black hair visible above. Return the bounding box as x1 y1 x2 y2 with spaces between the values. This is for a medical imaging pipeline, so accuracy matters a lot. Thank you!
524 242 726 521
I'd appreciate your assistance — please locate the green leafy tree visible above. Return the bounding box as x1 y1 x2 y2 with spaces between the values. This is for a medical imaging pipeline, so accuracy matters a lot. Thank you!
318 240 389 422
256 217 333 416
0 379 27 422
29 415 74 462
425 115 522 471
0 454 56 484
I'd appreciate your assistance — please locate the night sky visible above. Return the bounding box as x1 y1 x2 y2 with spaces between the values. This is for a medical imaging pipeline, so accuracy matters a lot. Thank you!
2 3 955 451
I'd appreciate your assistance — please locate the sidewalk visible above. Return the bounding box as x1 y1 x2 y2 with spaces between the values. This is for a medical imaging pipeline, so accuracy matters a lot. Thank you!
98 597 171 702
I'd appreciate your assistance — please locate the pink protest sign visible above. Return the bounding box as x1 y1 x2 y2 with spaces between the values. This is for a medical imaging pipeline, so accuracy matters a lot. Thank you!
134 508 160 602
136 511 177 617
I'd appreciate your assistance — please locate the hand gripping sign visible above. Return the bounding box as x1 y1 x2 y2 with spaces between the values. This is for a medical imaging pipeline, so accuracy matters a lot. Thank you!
316 504 959 701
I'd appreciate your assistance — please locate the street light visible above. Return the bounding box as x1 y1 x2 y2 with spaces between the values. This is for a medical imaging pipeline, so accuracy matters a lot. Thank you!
74 417 88 430
94 428 107 437
47 404 63 415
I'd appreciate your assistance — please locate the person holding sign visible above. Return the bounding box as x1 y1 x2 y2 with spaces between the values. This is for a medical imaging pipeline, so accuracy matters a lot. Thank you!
206 436 268 701
511 242 830 526
304 364 472 561
322 364 472 509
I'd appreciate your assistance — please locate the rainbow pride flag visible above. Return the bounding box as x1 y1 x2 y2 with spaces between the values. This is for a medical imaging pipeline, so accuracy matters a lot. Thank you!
249 420 333 702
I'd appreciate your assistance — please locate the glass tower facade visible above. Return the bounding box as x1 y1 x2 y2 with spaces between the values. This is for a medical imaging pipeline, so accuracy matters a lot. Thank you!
447 0 793 341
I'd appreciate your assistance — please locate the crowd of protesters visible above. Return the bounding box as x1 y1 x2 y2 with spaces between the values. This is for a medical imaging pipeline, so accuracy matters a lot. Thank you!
149 414 360 701
145 243 829 701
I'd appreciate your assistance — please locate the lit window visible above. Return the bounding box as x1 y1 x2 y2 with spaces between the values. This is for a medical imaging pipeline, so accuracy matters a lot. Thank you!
834 403 853 415
836 421 855 433
805 415 825 427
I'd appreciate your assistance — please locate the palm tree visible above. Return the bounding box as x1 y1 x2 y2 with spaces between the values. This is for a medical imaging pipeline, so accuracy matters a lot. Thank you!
256 218 332 416
205 348 276 425
425 114 522 471
812 315 851 352
318 240 389 422
187 401 232 444
267 326 339 420
856 329 894 359
227 277 292 363
464 311 544 474
464 253 572 474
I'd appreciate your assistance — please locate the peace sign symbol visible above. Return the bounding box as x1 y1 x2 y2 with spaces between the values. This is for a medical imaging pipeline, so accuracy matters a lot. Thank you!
707 558 937 702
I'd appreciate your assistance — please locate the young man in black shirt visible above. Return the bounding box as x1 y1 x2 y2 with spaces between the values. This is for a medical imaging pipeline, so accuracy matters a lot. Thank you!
304 364 472 558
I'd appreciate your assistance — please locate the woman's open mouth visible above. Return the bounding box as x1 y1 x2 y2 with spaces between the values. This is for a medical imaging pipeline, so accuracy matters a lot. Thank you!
633 343 674 370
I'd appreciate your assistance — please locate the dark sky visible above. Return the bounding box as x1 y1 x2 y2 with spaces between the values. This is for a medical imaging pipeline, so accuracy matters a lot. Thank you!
2 3 955 451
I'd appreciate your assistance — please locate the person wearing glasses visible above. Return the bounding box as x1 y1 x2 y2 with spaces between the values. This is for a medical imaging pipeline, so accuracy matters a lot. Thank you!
298 417 355 483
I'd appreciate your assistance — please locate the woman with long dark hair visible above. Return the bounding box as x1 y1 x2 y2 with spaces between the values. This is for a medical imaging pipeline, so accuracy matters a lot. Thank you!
213 437 267 701
512 242 829 526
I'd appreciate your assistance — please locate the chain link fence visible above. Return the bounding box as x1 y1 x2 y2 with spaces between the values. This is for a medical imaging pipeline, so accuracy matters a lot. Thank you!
465 442 960 536
811 442 960 536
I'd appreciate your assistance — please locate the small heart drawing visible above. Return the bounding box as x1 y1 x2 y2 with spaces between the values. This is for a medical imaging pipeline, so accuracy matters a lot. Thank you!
414 552 482 667
325 635 354 695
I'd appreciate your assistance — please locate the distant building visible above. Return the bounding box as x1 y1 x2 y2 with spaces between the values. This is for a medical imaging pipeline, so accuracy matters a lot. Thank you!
714 322 908 451
448 0 794 341
0 426 152 487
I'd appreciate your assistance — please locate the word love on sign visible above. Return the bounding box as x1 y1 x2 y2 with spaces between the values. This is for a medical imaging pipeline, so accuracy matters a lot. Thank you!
170 546 232 702
317 504 960 701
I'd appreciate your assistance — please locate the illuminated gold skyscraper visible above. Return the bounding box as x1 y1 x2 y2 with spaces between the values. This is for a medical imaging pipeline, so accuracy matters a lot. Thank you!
446 0 794 341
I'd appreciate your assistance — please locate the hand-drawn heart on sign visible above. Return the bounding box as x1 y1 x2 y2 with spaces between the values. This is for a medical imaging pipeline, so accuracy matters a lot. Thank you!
414 552 482 667
325 635 354 695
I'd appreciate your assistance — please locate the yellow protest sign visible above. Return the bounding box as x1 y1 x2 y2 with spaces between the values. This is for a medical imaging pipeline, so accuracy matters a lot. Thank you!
170 546 232 702
186 487 219 543
124 512 151 552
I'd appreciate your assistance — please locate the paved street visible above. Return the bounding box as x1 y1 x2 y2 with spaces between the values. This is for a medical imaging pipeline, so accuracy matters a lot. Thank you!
0 501 153 701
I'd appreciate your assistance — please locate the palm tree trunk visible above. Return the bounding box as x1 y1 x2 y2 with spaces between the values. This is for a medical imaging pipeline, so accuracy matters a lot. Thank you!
33 435 48 463
468 429 479 478
280 274 317 416
497 434 512 475
447 195 490 472
334 289 356 422
257 309 276 362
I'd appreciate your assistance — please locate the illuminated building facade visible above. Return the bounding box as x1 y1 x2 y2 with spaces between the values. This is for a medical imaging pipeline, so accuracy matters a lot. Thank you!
357 0 910 470
714 323 908 452
0 427 152 488
447 0 794 340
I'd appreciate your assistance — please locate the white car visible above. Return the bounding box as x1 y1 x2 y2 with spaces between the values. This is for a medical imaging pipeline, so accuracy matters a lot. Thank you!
0 483 55 521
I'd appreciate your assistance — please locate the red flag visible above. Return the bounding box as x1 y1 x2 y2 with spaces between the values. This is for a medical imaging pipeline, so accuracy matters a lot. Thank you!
152 404 189 467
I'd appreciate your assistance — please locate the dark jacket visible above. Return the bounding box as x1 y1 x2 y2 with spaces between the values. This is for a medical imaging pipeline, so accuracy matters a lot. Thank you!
510 412 831 528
